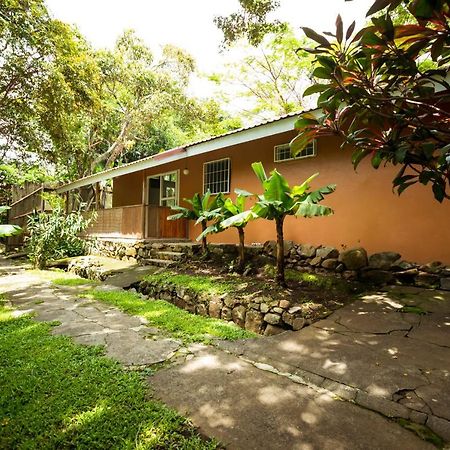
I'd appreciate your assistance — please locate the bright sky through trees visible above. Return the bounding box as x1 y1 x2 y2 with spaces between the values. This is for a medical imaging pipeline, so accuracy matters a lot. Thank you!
45 0 373 98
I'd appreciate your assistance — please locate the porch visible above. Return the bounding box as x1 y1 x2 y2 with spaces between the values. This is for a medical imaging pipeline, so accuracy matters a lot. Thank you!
84 204 188 240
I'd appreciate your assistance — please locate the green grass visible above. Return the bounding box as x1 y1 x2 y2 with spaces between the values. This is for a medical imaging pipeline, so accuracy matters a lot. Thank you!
52 277 99 286
398 305 428 315
0 304 217 449
264 264 351 292
144 272 235 296
397 418 444 448
83 289 255 343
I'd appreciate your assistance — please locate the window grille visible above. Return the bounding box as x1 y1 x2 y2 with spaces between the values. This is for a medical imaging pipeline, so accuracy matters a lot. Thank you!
274 140 316 162
203 158 231 194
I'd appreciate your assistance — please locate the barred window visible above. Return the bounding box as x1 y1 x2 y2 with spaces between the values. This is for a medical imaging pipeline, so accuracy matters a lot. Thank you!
274 140 316 162
203 158 231 194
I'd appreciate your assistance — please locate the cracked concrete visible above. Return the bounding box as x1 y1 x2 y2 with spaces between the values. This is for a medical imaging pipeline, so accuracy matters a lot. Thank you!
214 288 450 442
1 261 448 448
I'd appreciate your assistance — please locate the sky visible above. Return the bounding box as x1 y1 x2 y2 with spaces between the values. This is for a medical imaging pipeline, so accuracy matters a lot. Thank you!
45 0 373 105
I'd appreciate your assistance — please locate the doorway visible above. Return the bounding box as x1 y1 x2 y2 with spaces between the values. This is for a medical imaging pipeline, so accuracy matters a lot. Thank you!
146 171 186 238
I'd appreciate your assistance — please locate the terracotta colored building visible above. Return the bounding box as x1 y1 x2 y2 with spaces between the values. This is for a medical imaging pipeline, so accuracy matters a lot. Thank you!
57 112 450 264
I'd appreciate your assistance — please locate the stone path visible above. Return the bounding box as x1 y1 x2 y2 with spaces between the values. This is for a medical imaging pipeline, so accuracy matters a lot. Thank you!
0 267 181 367
0 261 448 449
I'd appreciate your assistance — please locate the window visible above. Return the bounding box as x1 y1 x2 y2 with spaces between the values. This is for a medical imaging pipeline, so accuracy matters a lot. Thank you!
274 140 316 162
203 158 231 194
148 171 178 207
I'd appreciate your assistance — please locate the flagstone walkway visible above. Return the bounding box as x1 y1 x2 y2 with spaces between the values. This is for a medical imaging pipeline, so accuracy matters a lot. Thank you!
1 259 448 449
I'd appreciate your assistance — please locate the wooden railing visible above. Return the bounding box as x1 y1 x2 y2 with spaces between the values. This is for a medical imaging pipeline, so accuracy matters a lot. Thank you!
146 205 187 239
84 205 145 239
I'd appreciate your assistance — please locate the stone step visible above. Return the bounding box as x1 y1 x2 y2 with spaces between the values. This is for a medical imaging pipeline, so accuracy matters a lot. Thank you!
154 251 185 261
141 258 175 268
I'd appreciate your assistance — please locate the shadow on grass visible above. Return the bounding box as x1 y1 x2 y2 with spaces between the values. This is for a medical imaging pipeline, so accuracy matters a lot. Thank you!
83 289 256 343
0 306 217 449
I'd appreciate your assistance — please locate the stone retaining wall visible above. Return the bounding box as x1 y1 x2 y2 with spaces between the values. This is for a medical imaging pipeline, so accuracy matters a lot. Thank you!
135 278 316 336
88 237 450 291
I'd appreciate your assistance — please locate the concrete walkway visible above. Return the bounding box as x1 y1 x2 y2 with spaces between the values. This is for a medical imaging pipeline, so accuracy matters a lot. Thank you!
0 262 447 449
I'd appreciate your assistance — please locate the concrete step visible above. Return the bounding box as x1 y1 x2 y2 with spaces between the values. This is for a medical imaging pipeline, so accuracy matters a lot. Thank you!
154 251 185 261
141 258 175 268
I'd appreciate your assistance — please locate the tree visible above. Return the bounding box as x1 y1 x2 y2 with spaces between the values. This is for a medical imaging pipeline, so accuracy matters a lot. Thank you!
214 0 286 46
222 162 335 286
216 0 450 201
210 29 314 120
167 191 223 257
292 0 450 201
199 192 254 271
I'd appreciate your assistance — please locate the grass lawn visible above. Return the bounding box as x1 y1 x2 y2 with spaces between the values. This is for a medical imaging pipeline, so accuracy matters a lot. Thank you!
0 302 217 449
144 272 234 296
83 288 255 343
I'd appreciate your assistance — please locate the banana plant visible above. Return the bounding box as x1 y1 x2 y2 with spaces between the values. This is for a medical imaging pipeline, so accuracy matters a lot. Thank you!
222 162 336 286
0 206 22 238
198 191 256 272
167 190 223 256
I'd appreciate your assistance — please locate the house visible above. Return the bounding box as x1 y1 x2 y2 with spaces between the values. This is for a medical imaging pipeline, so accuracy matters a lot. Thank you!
56 112 450 264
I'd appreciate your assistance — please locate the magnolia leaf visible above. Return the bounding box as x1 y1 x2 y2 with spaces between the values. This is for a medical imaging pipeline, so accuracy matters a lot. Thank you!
303 84 331 97
301 27 332 48
336 15 343 44
366 0 392 17
346 21 356 40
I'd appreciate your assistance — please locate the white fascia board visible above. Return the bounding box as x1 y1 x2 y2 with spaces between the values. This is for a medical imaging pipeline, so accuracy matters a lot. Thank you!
56 151 187 193
187 115 298 157
56 114 300 194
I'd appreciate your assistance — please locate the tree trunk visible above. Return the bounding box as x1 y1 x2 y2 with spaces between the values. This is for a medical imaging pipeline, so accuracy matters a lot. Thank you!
237 226 245 272
201 220 209 257
90 119 132 172
275 216 286 287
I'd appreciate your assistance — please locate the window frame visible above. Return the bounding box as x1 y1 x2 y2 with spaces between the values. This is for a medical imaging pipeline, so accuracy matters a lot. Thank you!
274 140 317 163
203 157 231 195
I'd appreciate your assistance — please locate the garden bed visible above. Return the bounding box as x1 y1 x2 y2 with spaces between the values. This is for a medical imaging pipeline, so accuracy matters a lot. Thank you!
134 259 365 336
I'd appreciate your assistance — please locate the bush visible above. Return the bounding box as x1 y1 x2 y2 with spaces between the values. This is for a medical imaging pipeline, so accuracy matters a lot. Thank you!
25 195 94 269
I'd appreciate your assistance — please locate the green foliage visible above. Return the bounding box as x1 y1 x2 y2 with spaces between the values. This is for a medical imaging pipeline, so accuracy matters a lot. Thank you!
145 272 235 296
214 0 287 46
221 163 335 285
84 288 255 343
0 304 217 449
0 206 21 238
1 2 241 181
25 195 94 269
168 190 223 255
210 29 314 120
294 0 450 201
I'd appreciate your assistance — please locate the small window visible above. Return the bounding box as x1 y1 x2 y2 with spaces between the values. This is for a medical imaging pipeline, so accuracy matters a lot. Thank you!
203 158 231 194
274 140 316 163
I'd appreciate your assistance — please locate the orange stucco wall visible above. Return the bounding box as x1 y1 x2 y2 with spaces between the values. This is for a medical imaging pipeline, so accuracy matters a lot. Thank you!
113 131 450 264
112 172 144 207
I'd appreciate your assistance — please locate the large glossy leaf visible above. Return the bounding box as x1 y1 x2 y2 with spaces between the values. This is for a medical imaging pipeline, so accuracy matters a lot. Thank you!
291 173 319 198
296 203 334 218
251 162 267 183
263 169 290 203
220 210 257 228
305 184 337 203
0 224 22 237
302 27 332 48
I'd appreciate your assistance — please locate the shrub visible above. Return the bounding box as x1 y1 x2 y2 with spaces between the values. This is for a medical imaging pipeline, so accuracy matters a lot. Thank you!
25 194 94 269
